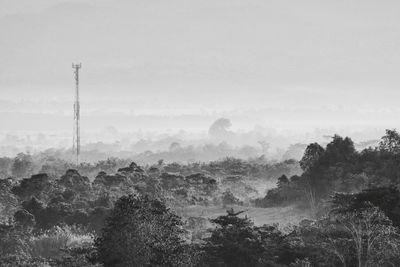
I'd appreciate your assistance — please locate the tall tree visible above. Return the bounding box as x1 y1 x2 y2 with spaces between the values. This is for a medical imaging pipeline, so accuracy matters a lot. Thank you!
300 143 324 171
96 194 188 267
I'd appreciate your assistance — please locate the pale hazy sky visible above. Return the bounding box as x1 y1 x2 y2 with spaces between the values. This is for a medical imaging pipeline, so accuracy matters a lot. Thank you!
1 0 400 134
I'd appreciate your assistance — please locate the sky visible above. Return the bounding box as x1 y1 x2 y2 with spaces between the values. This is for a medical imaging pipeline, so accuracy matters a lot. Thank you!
1 0 400 139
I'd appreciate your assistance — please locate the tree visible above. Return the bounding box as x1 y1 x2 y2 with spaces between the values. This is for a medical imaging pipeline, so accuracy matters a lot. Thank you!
208 118 232 138
202 210 264 267
300 143 324 171
202 209 305 266
324 135 356 164
95 194 189 267
296 218 354 267
11 173 55 202
57 169 91 193
327 197 400 267
379 129 400 154
331 187 400 227
336 206 400 267
304 136 356 201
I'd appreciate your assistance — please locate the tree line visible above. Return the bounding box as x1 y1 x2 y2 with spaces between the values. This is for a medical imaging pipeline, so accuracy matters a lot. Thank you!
1 130 400 266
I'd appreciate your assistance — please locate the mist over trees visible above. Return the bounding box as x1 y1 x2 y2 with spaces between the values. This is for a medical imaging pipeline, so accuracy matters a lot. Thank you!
0 118 381 166
1 129 400 266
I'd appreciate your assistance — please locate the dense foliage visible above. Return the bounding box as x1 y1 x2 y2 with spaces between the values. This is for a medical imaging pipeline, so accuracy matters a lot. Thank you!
256 130 400 213
1 129 400 266
96 194 191 266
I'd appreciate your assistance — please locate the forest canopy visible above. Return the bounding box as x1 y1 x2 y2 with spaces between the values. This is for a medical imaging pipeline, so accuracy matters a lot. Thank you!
1 129 400 266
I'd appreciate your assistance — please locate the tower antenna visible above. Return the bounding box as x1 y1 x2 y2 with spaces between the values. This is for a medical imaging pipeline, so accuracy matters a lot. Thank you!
72 63 81 166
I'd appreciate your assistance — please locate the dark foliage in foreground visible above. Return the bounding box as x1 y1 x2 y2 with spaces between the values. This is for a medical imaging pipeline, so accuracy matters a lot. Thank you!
95 194 192 267
201 209 302 267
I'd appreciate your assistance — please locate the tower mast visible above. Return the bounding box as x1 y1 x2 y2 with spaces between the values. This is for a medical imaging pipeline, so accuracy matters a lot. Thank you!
72 63 81 166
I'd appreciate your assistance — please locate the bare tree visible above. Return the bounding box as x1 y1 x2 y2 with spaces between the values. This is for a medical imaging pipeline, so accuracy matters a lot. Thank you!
325 206 400 267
